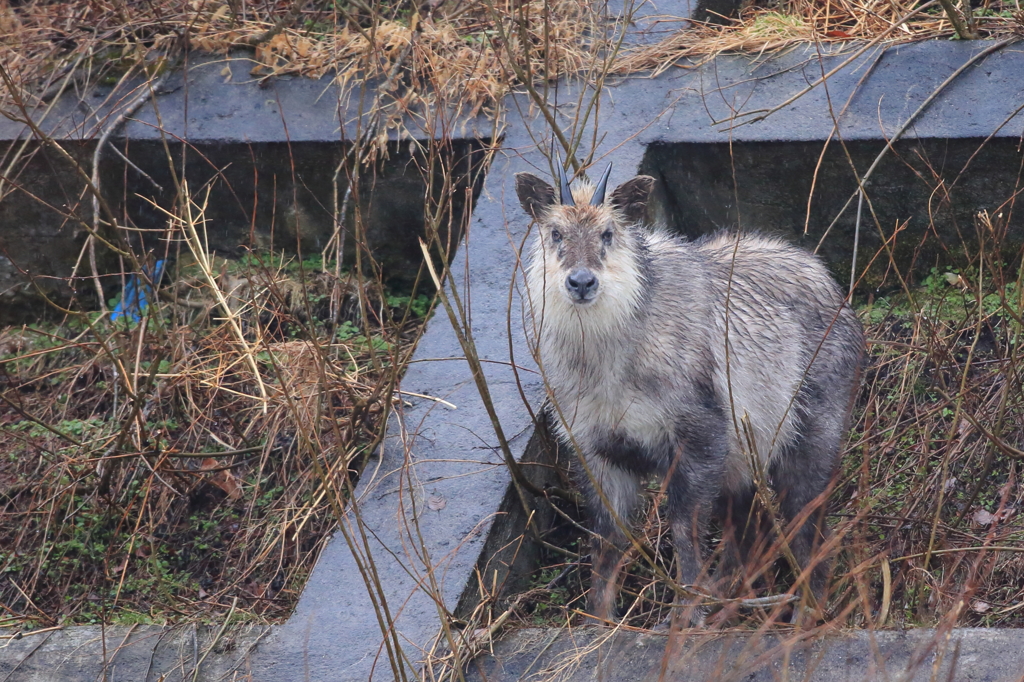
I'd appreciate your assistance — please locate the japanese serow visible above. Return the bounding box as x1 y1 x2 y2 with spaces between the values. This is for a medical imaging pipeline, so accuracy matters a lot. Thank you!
515 160 864 626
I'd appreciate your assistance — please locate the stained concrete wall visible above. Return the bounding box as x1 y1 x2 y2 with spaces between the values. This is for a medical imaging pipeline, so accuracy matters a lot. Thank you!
0 142 99 322
643 137 1024 287
0 54 492 324
0 137 487 323
108 139 488 284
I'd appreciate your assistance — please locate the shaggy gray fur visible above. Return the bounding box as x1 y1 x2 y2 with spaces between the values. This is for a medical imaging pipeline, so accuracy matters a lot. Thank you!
516 169 864 626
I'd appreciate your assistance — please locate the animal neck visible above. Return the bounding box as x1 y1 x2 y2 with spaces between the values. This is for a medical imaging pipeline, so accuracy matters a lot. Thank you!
540 271 645 365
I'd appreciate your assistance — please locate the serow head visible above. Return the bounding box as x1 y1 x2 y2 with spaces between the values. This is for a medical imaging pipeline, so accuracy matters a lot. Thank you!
515 157 654 307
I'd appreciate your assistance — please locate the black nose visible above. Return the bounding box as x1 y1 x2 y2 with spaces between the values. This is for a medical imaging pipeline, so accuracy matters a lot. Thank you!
566 269 598 300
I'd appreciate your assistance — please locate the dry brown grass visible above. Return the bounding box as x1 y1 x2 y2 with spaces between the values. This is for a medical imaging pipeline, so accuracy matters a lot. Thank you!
0 243 428 626
620 0 1023 76
4 0 1023 120
0 0 605 117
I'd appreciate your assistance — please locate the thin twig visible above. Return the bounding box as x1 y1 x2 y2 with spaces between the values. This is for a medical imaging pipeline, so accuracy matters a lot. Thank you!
847 36 1019 293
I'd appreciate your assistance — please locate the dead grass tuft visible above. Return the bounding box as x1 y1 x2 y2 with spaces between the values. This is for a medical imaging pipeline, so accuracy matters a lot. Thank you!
620 0 1023 76
0 0 605 117
0 239 429 626
5 0 1023 119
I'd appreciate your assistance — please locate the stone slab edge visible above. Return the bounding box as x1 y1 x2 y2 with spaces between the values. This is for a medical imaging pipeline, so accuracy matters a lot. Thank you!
3 37 1023 145
0 624 270 682
466 626 1024 682
243 104 610 682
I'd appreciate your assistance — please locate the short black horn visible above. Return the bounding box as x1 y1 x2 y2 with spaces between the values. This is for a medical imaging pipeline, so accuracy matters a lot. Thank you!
555 151 575 207
590 163 613 206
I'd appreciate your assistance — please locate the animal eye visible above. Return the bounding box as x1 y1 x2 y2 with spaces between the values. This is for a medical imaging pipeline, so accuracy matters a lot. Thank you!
602 230 613 245
551 230 562 243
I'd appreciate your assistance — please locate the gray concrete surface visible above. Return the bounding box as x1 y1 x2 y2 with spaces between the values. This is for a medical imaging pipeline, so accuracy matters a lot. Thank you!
630 40 1024 143
0 624 269 682
3 7 1024 682
466 626 1024 682
244 96 650 681
0 53 493 143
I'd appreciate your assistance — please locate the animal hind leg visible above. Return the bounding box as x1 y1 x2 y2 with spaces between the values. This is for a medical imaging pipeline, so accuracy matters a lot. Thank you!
712 487 758 597
580 456 641 623
770 424 843 621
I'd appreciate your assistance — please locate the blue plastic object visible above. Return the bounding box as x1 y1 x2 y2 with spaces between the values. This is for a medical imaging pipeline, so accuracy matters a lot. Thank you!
111 260 165 323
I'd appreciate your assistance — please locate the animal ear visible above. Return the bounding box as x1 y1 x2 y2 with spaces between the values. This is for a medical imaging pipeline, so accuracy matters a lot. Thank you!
515 172 557 220
609 175 654 224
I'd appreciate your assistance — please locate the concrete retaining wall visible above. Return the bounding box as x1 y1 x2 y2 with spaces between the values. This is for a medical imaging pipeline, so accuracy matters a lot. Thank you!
2 8 1024 681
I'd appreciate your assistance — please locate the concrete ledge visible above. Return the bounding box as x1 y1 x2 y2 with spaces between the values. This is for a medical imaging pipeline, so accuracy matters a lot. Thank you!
0 624 269 682
247 117 610 682
625 40 1024 143
466 626 1024 682
0 52 492 143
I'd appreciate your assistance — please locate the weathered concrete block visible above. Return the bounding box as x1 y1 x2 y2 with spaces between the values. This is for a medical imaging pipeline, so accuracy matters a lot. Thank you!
643 138 1024 287
0 53 492 323
0 624 268 682
107 139 487 283
0 141 105 321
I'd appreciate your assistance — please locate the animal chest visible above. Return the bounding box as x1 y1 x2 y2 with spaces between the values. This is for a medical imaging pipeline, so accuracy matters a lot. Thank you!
559 377 676 475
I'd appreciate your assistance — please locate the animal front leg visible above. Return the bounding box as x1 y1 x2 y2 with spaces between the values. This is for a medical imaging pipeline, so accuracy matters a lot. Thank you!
667 501 712 627
580 457 640 623
590 533 626 623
